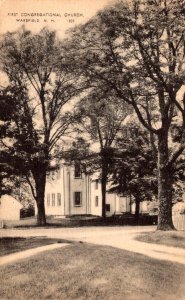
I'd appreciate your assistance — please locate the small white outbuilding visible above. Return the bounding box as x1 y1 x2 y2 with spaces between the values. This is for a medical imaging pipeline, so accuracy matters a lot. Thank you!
0 194 23 221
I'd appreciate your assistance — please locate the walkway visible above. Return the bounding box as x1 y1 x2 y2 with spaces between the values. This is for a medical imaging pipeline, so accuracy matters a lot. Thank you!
0 226 185 265
83 233 185 265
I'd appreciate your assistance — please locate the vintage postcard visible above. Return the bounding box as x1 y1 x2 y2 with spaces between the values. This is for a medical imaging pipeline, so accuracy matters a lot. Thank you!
0 0 185 299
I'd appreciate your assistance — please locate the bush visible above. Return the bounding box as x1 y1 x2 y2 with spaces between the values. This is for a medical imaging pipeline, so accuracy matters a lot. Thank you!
20 206 35 218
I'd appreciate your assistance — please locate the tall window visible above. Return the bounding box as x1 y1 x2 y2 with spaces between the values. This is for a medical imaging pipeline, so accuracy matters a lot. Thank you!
47 194 50 207
95 179 99 189
74 164 81 178
57 193 61 206
52 193 55 206
74 192 82 207
95 196 99 207
106 204 110 212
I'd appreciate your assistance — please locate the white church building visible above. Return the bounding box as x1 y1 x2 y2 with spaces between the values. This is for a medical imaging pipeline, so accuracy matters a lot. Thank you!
36 163 150 218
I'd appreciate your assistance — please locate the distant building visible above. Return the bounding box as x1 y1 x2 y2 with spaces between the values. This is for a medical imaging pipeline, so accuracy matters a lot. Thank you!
0 194 23 221
35 163 148 217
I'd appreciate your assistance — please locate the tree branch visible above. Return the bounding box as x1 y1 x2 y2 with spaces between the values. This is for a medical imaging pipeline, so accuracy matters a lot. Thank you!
25 173 37 200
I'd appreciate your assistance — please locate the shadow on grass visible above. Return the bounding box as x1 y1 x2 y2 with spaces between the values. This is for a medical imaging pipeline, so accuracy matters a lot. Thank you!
0 236 74 256
12 214 158 229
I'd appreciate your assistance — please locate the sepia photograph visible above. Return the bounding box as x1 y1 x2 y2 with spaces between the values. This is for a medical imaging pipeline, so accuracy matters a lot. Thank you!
0 0 185 299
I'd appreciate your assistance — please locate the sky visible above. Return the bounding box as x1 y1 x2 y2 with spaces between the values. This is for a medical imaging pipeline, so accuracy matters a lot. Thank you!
0 0 117 151
0 0 113 87
0 0 113 38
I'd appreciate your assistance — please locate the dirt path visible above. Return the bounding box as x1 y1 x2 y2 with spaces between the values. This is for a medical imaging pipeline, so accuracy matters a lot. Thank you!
83 233 185 265
0 226 185 265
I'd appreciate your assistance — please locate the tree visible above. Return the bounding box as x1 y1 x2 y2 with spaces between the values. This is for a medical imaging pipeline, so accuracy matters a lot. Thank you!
110 121 158 222
0 89 21 196
65 0 185 230
75 89 130 218
0 27 83 225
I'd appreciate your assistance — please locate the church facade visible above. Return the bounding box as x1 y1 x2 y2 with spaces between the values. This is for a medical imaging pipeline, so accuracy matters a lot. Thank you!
40 163 132 217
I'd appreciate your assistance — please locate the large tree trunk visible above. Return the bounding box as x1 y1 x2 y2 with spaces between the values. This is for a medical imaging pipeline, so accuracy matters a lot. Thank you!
101 168 107 219
157 133 175 230
36 195 46 226
134 199 140 224
35 169 47 226
101 157 108 219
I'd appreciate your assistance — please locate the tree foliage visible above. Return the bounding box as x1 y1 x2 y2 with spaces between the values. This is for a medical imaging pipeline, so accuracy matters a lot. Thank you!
0 27 82 225
65 0 185 230
74 89 130 217
0 89 21 196
109 121 158 221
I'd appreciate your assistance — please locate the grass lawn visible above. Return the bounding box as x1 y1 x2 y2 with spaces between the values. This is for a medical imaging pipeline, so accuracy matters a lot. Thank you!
0 243 184 300
136 230 185 249
0 237 71 256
